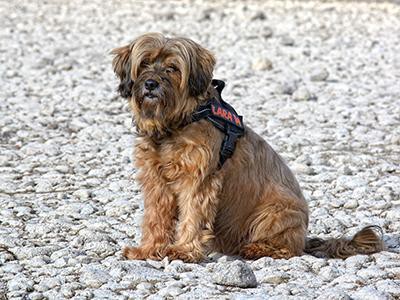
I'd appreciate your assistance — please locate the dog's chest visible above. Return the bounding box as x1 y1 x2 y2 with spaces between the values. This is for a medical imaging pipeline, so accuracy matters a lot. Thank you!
135 137 210 186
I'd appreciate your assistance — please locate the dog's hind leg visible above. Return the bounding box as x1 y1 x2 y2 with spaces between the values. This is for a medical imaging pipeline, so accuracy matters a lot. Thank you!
239 186 308 259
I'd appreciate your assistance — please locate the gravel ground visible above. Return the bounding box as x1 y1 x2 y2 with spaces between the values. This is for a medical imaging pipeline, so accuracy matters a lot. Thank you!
1 0 400 299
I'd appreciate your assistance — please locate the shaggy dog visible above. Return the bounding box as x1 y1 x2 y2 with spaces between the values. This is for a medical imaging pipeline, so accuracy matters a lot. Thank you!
111 33 383 262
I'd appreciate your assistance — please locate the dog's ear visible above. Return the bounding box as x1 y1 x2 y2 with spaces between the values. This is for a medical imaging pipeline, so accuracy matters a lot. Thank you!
111 45 133 98
188 45 216 97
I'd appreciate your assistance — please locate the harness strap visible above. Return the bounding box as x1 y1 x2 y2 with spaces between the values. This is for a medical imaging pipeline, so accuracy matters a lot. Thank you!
191 79 245 169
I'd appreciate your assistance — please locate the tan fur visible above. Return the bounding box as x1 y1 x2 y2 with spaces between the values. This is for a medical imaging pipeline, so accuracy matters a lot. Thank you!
113 33 384 262
305 225 384 258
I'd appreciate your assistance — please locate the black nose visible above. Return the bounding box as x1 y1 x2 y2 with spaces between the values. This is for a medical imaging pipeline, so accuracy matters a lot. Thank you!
144 79 159 91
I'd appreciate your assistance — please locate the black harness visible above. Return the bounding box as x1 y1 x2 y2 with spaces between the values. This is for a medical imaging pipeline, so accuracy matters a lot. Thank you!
192 79 245 168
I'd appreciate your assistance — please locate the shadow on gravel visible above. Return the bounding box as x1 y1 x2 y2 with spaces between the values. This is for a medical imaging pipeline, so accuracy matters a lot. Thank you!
383 233 400 253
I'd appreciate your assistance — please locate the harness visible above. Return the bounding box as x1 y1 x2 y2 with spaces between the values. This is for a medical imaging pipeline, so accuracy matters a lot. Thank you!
192 79 245 168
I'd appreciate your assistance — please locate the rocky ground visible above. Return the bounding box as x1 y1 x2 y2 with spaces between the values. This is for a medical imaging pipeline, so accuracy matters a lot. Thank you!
1 0 400 299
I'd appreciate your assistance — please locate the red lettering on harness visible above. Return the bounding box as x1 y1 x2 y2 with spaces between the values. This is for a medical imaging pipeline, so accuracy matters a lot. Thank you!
212 104 218 116
212 104 241 127
212 105 227 120
233 115 241 126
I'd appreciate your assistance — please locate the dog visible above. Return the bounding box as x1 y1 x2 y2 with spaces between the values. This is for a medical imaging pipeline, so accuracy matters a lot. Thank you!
111 33 384 263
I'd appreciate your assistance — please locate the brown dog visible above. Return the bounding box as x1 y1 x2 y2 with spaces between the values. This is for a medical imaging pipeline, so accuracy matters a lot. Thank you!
112 33 383 263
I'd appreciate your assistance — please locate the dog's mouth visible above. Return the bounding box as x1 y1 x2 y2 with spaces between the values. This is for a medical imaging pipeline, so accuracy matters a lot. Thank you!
142 92 159 102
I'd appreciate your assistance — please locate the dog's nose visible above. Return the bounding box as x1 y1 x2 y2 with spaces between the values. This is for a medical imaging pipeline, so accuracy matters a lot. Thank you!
144 79 159 91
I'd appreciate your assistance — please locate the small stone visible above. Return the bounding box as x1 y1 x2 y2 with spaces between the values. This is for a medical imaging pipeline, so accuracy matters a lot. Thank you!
263 26 273 38
76 290 93 298
73 189 91 200
292 86 313 101
345 255 369 269
119 263 169 282
332 274 365 287
79 204 95 215
336 176 368 190
357 266 387 279
60 286 75 298
375 279 400 298
51 249 70 260
252 58 273 71
0 155 11 167
7 274 33 291
84 178 101 187
339 165 353 175
158 285 184 297
319 265 341 281
29 292 45 300
164 260 190 273
71 236 84 248
216 255 232 263
281 35 295 46
250 256 274 270
1 262 23 273
37 277 62 292
35 180 53 192
13 245 60 260
212 260 257 288
352 286 389 300
146 259 164 270
374 252 400 268
53 257 68 268
303 49 311 56
137 282 154 290
261 271 290 284
108 181 122 192
92 289 119 299
276 80 297 95
344 199 358 209
83 241 118 258
55 165 70 174
317 289 351 300
60 282 81 298
291 163 314 175
28 256 48 268
251 11 266 21
80 267 111 288
390 135 400 145
42 290 63 300
330 198 346 208
310 68 329 81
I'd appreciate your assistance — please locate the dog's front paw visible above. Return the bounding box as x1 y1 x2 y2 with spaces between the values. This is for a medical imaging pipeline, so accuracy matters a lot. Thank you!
163 245 204 263
122 245 163 260
122 246 146 260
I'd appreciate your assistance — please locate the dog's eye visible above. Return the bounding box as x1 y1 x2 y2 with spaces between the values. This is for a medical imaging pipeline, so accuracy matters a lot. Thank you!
166 65 178 73
140 61 150 68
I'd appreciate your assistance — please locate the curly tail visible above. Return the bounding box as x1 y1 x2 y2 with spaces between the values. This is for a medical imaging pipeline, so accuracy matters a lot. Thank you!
304 226 384 259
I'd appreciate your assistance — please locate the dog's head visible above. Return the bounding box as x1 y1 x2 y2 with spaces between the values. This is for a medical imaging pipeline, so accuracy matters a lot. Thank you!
112 33 216 137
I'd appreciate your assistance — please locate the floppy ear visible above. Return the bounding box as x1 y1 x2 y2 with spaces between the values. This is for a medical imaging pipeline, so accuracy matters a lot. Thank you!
111 45 133 98
188 45 216 97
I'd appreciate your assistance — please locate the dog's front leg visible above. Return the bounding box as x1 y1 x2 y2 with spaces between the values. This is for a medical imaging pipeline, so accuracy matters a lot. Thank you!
164 175 221 263
123 173 177 260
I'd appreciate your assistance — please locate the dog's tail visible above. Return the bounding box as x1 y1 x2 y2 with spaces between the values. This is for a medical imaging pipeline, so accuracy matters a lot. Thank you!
304 225 384 259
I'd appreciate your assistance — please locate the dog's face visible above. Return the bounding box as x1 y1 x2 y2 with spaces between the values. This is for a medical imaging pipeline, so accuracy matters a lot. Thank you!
112 33 216 137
